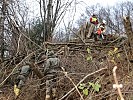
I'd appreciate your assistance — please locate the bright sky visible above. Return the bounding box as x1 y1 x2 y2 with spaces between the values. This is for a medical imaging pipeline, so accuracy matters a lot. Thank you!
26 0 133 17
80 0 133 7
25 0 133 25
71 0 133 22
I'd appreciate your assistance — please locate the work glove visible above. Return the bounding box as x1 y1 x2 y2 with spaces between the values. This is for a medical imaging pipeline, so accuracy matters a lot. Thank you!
14 84 20 97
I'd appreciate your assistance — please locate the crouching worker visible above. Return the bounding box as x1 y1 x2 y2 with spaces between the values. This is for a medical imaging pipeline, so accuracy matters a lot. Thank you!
44 50 61 100
14 62 31 97
95 20 106 41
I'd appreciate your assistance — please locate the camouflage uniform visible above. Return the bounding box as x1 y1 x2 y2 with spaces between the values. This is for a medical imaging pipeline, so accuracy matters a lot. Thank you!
16 65 31 89
44 51 61 100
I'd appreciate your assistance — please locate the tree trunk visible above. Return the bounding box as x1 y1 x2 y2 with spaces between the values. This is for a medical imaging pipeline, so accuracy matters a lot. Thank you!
0 0 6 60
41 0 61 42
46 0 53 41
123 16 133 60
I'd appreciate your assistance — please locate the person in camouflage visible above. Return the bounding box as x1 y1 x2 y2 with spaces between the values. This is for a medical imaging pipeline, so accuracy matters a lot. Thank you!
15 63 31 89
44 50 61 100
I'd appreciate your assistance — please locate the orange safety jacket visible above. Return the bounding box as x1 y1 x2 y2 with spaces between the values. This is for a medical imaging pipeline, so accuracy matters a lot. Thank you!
96 28 102 35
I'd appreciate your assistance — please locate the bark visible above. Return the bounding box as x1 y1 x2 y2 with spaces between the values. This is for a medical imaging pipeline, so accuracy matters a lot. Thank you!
45 0 53 41
41 0 46 42
0 0 7 60
41 0 61 42
123 16 133 59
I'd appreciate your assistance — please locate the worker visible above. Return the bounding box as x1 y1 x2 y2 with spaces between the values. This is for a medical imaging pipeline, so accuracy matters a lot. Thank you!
87 13 99 39
96 20 106 40
14 62 31 96
44 50 61 100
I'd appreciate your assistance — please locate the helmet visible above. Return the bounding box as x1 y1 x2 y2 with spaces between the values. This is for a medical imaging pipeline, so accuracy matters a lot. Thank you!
46 50 54 57
102 20 106 24
92 14 96 16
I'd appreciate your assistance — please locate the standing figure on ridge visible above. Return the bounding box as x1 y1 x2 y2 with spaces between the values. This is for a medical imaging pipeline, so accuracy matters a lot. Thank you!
87 13 99 39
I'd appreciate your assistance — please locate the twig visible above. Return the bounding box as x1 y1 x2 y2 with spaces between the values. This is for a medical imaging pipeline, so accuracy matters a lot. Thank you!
62 67 84 100
68 28 86 44
16 33 22 55
8 17 43 50
107 37 121 46
113 66 124 100
45 42 115 48
59 67 107 100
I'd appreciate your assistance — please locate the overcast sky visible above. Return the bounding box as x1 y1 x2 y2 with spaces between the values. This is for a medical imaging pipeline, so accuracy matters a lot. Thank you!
25 0 133 27
75 0 133 21
76 0 133 14
26 0 133 18
80 0 132 7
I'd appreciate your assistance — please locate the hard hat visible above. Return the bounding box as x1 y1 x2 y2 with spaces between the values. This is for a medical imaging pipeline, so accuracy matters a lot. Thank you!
102 20 106 24
46 50 54 57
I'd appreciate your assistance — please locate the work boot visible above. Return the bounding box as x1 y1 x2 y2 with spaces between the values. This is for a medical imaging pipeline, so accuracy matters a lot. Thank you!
45 95 51 100
45 87 52 100
52 88 57 99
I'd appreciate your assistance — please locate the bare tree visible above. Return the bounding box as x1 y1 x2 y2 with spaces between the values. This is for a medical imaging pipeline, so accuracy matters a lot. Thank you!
6 0 30 55
39 0 76 42
0 0 8 60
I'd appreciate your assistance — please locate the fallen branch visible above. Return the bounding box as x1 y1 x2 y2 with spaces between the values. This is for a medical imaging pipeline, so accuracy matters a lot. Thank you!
59 67 107 100
45 42 115 48
113 66 124 100
62 67 84 100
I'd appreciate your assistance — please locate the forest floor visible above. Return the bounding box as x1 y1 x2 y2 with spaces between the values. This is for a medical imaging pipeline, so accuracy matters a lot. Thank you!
0 38 133 100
